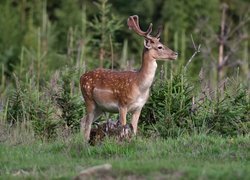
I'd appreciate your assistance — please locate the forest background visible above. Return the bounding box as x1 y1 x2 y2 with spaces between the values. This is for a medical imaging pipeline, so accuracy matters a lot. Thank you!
0 0 249 178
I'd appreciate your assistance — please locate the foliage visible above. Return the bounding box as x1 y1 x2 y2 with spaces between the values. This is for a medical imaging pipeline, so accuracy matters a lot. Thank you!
5 67 85 140
140 71 250 138
53 0 85 50
0 1 23 78
161 0 220 33
141 71 194 137
194 83 250 136
29 95 59 140
88 0 123 68
6 80 25 125
6 76 59 140
50 68 84 132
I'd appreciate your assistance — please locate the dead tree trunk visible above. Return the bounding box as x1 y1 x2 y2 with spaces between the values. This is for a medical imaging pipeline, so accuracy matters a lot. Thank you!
218 3 228 92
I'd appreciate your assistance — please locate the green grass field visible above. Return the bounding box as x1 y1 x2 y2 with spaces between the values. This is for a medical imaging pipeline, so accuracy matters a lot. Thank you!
0 134 249 179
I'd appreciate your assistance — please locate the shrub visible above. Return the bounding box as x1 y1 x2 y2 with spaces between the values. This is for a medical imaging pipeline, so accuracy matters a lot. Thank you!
6 76 60 140
49 68 84 132
28 93 59 140
6 84 26 125
140 72 250 138
140 72 194 138
194 84 250 136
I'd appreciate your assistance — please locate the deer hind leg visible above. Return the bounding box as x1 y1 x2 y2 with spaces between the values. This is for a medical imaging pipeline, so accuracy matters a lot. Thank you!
131 109 142 134
81 101 102 141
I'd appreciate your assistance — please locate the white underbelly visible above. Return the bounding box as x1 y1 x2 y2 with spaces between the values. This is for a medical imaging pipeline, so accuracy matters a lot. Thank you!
93 88 119 112
93 87 149 112
97 102 119 112
128 95 148 112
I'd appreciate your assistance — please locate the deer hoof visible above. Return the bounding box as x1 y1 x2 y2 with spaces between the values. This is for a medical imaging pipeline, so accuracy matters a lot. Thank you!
119 124 133 139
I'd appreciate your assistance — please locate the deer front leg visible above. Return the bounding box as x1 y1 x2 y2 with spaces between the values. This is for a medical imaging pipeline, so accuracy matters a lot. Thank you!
119 107 130 138
119 107 127 126
131 109 142 134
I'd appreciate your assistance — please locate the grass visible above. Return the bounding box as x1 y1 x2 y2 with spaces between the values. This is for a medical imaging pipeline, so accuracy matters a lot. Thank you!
0 133 249 179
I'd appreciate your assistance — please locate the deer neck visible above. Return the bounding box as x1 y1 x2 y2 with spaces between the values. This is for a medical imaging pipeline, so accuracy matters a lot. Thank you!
137 49 157 91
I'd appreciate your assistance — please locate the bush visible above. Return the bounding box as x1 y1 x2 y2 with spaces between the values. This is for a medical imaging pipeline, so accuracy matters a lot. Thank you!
29 94 59 140
49 68 84 132
140 72 194 138
194 84 250 136
140 72 250 138
5 66 85 140
6 77 60 140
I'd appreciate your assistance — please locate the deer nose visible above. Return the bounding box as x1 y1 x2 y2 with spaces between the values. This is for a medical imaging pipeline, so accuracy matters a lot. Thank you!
174 52 178 56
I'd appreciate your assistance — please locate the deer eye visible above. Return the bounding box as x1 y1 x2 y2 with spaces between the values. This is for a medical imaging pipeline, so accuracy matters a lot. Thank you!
158 46 163 49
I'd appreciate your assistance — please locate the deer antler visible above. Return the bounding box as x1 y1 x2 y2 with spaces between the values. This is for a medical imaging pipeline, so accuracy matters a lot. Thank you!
155 25 162 39
127 15 153 40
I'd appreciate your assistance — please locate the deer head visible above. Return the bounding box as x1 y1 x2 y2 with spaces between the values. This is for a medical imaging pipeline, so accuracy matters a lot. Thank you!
127 15 178 60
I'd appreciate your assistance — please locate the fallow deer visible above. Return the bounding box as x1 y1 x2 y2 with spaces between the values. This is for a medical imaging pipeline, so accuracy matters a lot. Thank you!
80 15 178 141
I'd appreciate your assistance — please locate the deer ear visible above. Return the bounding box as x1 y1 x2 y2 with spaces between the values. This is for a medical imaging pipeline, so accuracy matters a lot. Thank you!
144 39 152 49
